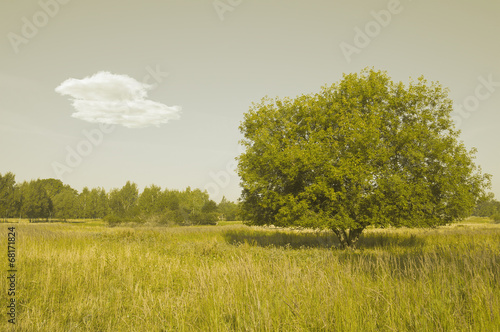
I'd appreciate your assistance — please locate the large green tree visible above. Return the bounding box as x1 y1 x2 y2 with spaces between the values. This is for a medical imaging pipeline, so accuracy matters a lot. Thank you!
238 69 491 248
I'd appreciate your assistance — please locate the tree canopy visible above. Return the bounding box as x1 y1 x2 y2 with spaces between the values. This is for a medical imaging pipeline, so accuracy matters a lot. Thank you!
237 69 491 248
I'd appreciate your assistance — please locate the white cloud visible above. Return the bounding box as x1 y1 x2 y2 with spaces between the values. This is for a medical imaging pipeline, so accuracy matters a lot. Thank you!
55 71 181 128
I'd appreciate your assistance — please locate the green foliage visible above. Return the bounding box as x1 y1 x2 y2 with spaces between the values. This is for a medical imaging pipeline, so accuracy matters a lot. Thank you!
79 187 109 219
103 213 124 226
137 184 165 215
161 209 185 225
238 69 491 248
178 187 210 215
89 187 109 218
473 193 500 219
218 196 240 221
202 200 218 213
38 178 66 200
52 187 79 220
20 180 53 221
108 181 139 219
190 211 219 225
0 173 238 226
0 172 18 219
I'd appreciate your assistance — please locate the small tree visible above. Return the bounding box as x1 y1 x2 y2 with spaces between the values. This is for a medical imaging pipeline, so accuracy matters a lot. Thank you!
0 172 18 220
238 69 491 248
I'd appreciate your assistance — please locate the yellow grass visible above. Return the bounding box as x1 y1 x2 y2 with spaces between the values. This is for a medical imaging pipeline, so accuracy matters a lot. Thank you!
1 219 499 331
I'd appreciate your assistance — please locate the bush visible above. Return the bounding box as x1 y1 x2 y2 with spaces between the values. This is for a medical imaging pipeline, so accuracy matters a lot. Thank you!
160 210 186 225
491 213 500 223
203 212 219 225
190 212 218 225
104 213 143 226
103 214 123 226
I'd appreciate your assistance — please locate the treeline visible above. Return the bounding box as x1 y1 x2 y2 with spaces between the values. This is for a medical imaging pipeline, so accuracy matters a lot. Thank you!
0 172 239 225
473 193 500 221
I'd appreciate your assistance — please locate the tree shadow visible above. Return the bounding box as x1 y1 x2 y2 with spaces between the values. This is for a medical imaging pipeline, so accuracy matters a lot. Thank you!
223 229 338 249
359 232 424 249
223 228 425 250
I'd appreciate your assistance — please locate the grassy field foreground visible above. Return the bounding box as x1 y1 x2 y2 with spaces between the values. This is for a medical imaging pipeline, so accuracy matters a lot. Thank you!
1 219 499 331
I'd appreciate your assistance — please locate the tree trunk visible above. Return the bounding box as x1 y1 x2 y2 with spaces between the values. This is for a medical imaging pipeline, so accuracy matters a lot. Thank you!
333 227 365 249
348 228 364 248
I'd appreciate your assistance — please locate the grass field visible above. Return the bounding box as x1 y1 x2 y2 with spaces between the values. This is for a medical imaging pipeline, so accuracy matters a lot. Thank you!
1 218 499 331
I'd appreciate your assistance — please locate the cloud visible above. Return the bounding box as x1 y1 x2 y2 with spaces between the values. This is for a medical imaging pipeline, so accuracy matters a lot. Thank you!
55 71 181 128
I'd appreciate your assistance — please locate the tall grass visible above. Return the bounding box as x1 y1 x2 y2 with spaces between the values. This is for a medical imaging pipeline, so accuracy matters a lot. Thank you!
1 221 499 331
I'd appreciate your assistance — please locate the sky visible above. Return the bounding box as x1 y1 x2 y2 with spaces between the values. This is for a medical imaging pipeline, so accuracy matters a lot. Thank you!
1 0 499 203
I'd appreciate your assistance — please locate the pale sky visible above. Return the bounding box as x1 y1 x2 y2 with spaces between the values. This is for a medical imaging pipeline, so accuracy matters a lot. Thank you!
1 0 499 202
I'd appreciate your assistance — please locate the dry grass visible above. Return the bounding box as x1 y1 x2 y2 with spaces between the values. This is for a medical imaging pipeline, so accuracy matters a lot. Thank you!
1 219 499 331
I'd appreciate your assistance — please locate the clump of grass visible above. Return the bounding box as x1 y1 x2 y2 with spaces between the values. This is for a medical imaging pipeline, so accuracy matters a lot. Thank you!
1 222 499 331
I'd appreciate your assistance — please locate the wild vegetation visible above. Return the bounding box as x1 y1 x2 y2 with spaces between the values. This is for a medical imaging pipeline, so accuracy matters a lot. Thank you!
0 218 499 331
0 172 239 225
474 193 500 222
1 68 498 330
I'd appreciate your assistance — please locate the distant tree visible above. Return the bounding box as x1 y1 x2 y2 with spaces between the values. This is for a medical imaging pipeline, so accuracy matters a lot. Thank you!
78 187 91 219
88 188 108 219
10 186 22 219
179 187 208 215
218 196 240 221
0 172 18 220
80 187 109 219
164 190 180 211
202 200 218 214
138 185 165 216
39 178 65 198
473 193 500 218
53 188 79 221
38 178 69 219
108 181 139 219
20 180 52 222
238 69 491 248
179 187 218 224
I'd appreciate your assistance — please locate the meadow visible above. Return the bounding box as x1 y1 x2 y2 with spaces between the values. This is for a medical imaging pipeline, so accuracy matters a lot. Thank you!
1 218 499 331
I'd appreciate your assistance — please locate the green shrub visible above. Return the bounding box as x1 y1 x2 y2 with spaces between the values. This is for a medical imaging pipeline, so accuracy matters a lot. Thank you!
160 210 186 225
190 211 218 225
491 213 500 223
103 214 123 226
103 214 142 226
